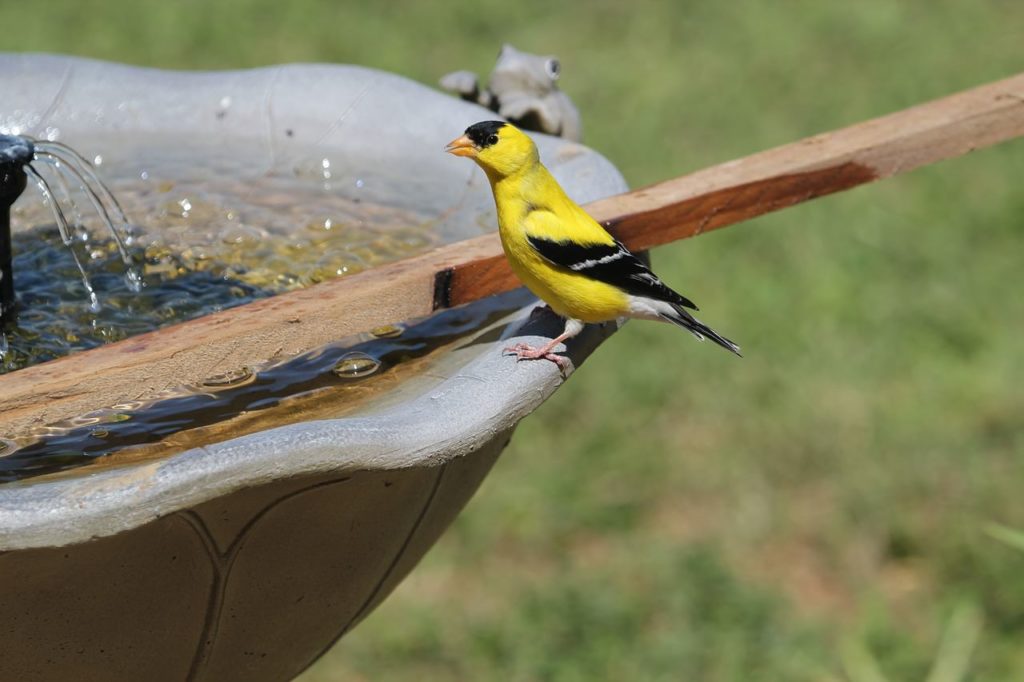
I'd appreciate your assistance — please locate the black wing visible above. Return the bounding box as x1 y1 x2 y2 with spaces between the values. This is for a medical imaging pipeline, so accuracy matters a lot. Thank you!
527 235 698 311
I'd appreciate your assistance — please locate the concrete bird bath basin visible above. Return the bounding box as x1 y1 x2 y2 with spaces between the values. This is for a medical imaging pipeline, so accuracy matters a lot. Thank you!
0 55 626 681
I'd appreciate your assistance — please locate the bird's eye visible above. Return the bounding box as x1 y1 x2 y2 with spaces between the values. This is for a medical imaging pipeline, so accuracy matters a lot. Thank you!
546 59 560 79
487 133 499 146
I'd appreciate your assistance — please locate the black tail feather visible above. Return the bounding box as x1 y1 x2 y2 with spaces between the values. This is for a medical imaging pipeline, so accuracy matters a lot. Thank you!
660 306 742 357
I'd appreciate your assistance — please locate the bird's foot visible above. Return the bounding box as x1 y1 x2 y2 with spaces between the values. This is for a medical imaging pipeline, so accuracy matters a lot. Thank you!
503 342 569 370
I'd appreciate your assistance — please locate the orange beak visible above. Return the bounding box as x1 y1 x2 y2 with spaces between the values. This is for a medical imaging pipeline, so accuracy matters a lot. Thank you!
444 134 478 158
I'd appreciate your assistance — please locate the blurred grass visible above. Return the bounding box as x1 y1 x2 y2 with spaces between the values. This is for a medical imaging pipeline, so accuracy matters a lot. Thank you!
5 1 1024 679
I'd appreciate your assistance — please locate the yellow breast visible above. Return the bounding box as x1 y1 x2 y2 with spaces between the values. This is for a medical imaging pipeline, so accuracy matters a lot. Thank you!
493 174 629 324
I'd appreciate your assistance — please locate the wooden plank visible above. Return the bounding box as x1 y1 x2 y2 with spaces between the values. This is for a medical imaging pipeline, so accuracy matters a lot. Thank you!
443 73 1024 305
3 72 1024 435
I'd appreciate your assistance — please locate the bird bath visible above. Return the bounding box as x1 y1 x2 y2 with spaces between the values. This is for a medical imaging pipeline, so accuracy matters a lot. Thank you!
0 54 626 681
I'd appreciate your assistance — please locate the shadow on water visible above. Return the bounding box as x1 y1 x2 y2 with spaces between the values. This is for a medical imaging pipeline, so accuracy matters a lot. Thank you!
0 288 536 483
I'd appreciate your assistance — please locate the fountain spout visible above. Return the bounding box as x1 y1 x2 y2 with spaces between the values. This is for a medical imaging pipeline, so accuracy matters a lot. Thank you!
0 135 34 328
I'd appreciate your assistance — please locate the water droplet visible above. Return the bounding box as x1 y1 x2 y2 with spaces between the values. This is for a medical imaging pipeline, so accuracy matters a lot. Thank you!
201 366 256 389
219 224 266 245
0 438 18 455
219 95 232 109
90 429 110 439
124 268 143 293
140 170 149 180
370 324 404 339
87 291 101 314
355 178 364 189
332 351 380 379
44 126 61 141
323 218 333 230
93 154 103 166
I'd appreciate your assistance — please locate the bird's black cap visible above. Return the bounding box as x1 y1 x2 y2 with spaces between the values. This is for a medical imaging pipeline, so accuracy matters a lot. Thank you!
465 121 506 148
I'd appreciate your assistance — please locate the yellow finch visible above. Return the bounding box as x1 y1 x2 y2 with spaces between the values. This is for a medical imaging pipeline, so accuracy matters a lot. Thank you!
445 121 739 367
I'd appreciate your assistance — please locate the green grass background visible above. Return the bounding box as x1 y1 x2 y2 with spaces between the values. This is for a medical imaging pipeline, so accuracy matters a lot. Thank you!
6 1 1023 679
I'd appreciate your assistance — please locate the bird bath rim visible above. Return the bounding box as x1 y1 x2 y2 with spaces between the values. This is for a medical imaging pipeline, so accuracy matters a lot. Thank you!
0 54 628 551
0 53 626 436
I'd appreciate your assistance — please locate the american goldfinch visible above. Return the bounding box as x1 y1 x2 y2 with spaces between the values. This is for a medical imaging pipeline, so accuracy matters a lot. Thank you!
445 121 740 367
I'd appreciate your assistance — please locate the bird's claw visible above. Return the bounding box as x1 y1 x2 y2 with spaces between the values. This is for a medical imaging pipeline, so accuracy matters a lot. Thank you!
503 342 569 370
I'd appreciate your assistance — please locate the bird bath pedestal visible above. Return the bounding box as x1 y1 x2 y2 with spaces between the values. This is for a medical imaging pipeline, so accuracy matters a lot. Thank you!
0 55 627 682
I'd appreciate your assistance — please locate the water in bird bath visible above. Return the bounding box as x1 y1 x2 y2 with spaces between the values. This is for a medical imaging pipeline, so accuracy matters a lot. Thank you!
0 130 532 482
0 288 533 483
3 132 483 372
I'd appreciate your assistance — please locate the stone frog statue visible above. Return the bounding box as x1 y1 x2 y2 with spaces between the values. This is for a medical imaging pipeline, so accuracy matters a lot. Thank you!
440 44 582 142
